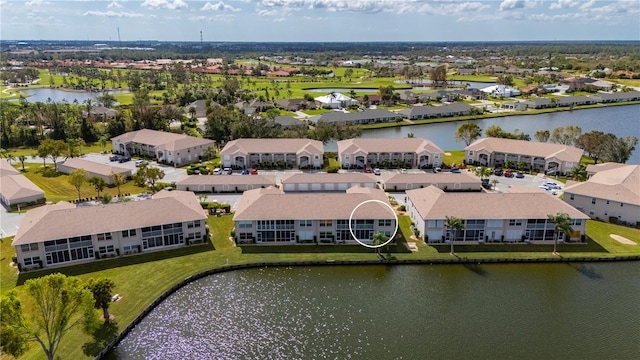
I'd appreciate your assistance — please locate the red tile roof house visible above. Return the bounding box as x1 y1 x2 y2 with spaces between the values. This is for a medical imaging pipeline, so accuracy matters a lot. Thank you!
233 186 397 245
111 129 216 166
220 138 324 169
465 137 583 175
337 138 444 169
175 174 277 193
280 173 378 192
0 159 45 210
563 165 640 226
406 186 588 244
12 190 207 271
57 158 132 185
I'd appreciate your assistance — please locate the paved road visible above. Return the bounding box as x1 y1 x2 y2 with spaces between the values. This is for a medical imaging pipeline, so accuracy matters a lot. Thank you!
0 207 25 238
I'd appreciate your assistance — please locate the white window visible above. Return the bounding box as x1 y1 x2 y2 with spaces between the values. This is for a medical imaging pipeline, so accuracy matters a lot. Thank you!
468 151 474 156
378 219 393 227
23 256 41 266
238 221 253 228
99 245 115 254
122 229 136 238
97 233 112 241
21 243 39 252
345 154 350 160
299 220 312 227
508 219 522 226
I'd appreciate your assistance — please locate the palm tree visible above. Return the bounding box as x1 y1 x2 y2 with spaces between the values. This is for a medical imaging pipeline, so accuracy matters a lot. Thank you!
547 212 573 256
444 216 465 256
568 164 587 182
110 172 125 197
18 155 27 171
372 231 388 255
491 179 499 190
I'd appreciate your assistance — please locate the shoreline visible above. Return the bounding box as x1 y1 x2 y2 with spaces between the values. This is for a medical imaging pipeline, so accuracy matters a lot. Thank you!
361 101 640 130
97 254 640 359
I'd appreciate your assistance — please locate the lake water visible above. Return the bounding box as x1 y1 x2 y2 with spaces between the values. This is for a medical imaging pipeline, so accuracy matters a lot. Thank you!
326 105 640 164
113 262 640 359
21 88 128 103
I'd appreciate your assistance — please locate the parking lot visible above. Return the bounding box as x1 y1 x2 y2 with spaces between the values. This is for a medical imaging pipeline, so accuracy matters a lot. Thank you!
488 171 564 197
81 153 187 183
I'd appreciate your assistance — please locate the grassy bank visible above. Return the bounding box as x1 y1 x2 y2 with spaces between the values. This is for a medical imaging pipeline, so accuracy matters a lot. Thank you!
1 214 638 359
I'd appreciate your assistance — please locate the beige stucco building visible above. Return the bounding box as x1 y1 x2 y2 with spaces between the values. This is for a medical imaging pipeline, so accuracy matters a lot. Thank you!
0 159 45 209
220 138 324 169
280 173 377 192
381 171 482 192
563 164 639 225
233 186 397 245
12 190 207 270
337 137 444 169
111 129 216 166
465 137 583 175
406 186 588 243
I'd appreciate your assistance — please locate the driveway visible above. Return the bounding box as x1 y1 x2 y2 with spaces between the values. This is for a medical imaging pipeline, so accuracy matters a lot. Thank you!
0 206 25 238
489 172 564 197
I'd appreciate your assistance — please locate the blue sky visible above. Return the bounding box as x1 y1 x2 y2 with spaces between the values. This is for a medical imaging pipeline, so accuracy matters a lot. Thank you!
1 0 639 42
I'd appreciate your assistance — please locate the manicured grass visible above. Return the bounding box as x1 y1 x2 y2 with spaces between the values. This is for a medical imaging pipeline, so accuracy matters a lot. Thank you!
1 214 638 359
443 150 465 167
17 164 146 203
6 142 112 158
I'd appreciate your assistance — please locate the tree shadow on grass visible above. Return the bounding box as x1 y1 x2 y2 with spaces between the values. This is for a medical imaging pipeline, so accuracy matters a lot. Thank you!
430 239 608 254
16 241 215 286
82 320 119 357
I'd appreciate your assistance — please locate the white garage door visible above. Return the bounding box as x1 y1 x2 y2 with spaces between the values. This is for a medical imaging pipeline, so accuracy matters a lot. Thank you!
298 231 314 241
299 183 309 191
284 184 295 192
311 183 322 191
364 183 375 188
338 183 348 191
325 183 335 191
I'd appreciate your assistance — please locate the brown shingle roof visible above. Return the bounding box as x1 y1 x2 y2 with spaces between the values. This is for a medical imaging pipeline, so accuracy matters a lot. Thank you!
234 186 394 221
12 190 206 245
466 138 583 162
407 185 588 220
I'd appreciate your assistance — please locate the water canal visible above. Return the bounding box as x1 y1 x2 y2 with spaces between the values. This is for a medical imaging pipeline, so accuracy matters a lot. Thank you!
113 262 640 359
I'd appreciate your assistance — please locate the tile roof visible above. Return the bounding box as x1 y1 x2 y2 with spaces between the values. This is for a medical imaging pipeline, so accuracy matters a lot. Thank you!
281 173 377 184
111 129 215 150
564 165 640 205
176 175 277 186
59 158 130 176
234 186 395 221
337 137 443 154
0 159 45 202
12 190 206 245
381 171 481 185
221 138 324 155
407 185 588 220
466 137 583 162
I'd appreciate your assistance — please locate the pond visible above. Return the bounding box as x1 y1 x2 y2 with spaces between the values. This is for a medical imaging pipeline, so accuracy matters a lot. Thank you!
20 88 128 103
113 262 640 359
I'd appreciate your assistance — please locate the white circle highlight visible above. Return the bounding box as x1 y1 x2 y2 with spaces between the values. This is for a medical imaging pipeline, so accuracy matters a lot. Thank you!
348 199 399 249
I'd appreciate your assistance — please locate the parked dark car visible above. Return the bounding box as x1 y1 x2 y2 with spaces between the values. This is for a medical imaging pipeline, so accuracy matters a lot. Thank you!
241 169 250 175
109 155 121 161
451 168 461 173
118 156 131 163
516 172 525 178
493 168 504 176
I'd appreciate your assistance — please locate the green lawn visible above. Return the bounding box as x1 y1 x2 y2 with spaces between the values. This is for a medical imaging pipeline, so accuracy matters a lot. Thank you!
1 214 638 359
6 142 112 158
17 163 146 203
443 150 465 167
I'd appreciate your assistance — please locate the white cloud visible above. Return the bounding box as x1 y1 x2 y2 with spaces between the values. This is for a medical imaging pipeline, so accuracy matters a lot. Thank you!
83 10 144 18
107 1 123 9
25 0 45 7
201 1 241 12
549 0 579 10
189 14 235 22
141 0 188 10
499 0 537 11
258 9 279 16
417 1 490 16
